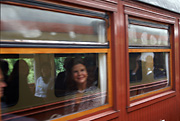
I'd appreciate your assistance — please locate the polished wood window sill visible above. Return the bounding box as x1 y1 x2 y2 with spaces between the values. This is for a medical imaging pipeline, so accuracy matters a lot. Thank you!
79 110 120 121
127 90 176 112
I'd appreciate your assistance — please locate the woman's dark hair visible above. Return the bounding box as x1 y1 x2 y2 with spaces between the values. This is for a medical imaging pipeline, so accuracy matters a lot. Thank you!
66 56 85 73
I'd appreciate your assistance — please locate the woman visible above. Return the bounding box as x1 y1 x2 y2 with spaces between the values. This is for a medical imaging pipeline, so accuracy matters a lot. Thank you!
64 56 100 115
66 57 95 94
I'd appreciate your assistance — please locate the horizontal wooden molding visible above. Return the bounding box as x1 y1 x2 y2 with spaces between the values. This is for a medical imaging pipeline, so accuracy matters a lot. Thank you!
58 0 118 12
124 4 176 24
128 90 176 112
79 110 119 121
129 49 171 53
0 48 109 54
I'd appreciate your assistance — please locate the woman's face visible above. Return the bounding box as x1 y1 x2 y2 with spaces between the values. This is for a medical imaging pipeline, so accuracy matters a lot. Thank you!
72 64 88 84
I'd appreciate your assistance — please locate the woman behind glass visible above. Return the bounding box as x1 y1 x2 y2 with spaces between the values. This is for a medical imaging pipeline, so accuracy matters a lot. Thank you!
64 56 100 114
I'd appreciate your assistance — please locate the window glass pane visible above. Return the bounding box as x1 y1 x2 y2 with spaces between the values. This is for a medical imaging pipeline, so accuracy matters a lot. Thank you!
1 4 106 43
0 53 108 120
128 24 170 47
129 52 170 97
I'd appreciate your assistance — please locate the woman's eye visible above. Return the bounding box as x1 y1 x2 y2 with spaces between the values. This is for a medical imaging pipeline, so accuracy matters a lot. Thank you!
81 69 85 72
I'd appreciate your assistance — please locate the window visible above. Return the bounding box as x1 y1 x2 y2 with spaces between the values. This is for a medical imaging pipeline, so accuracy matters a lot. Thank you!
1 4 106 43
0 2 111 121
128 17 172 101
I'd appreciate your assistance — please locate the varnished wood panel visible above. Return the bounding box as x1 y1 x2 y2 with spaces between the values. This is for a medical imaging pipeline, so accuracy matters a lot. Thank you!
124 4 176 24
0 48 109 54
51 0 118 12
128 96 180 121
0 0 180 121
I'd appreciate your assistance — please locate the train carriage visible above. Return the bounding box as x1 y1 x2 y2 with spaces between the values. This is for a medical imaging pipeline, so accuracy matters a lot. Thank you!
0 0 180 121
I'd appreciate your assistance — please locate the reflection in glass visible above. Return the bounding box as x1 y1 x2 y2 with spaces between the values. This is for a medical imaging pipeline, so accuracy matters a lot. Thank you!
1 4 106 43
0 53 107 120
129 52 170 97
34 62 54 98
128 24 169 47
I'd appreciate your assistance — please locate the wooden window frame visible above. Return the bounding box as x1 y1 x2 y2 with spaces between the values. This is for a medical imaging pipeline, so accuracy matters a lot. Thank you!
129 49 173 101
1 48 113 121
127 17 173 101
0 2 109 48
124 3 177 110
179 18 180 94
0 1 113 121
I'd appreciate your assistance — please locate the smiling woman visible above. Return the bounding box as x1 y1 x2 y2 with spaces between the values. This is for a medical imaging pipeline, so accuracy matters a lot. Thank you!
70 57 88 91
56 56 104 115
66 57 89 92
